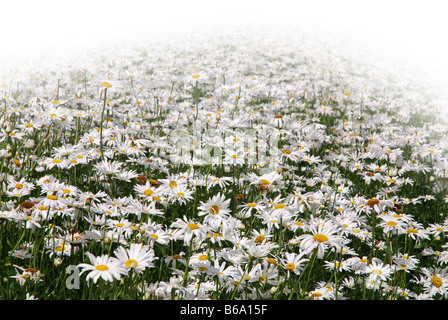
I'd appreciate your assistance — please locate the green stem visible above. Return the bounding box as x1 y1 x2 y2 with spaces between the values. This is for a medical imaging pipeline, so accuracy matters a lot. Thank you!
100 88 108 160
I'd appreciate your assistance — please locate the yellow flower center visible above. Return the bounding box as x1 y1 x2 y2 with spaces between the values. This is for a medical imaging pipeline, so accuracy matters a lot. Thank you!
313 234 328 242
286 263 295 271
15 183 23 189
431 276 443 288
248 203 257 207
143 189 153 196
274 203 286 210
187 223 199 230
55 242 70 251
259 179 270 185
210 205 220 215
367 198 380 207
125 259 138 267
198 254 209 261
169 181 178 188
255 234 265 243
95 264 109 271
192 74 201 79
47 195 58 200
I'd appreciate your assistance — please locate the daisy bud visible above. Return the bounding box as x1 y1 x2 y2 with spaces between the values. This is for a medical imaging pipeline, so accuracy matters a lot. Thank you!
237 223 245 231
334 178 342 186
429 176 435 182
25 140 35 149
289 239 298 246
435 235 441 241
54 258 63 267
306 179 316 187
270 286 278 295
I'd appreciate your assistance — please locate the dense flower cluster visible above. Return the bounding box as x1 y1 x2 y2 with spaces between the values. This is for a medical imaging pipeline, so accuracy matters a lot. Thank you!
1 30 448 300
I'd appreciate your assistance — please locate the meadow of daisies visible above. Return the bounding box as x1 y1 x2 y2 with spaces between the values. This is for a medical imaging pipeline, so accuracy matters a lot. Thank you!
1 30 448 301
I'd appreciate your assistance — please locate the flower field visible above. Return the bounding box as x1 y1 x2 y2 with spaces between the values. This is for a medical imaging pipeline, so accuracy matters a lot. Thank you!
1 30 448 300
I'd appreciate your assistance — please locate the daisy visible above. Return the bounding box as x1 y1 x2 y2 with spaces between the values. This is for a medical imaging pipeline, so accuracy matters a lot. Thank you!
363 260 394 282
133 182 161 201
6 176 35 198
114 243 157 274
94 160 123 176
16 117 43 134
77 252 128 283
170 216 208 245
114 168 139 182
249 171 283 192
224 148 246 166
236 201 266 219
108 217 133 235
377 213 406 235
10 265 42 286
9 248 32 259
37 193 68 210
0 128 25 142
167 185 194 205
158 174 188 192
392 253 419 273
42 157 69 170
412 267 448 298
186 72 209 85
427 222 448 238
280 251 309 275
398 222 430 241
298 224 345 259
197 193 231 226
323 259 352 272
207 175 233 189
45 238 73 258
165 252 187 269
145 228 171 245
309 285 336 300
251 228 274 245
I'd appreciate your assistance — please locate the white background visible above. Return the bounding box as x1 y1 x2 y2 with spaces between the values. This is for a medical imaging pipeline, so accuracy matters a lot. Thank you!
1 0 448 90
